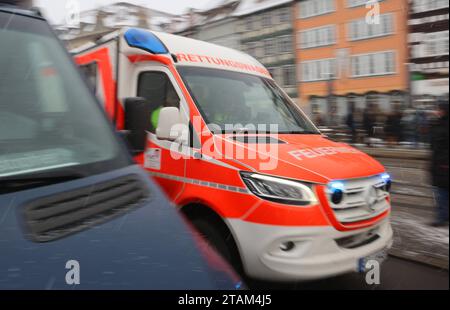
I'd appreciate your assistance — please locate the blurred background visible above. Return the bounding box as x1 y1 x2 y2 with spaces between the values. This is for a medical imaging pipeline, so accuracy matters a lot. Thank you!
11 0 449 288
29 0 448 149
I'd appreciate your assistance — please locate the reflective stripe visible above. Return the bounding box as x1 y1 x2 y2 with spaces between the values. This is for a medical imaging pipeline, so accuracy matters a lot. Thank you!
147 133 241 171
149 171 250 194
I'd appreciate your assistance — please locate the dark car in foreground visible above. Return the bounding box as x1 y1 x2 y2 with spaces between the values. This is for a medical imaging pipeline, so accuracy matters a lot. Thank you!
0 4 240 289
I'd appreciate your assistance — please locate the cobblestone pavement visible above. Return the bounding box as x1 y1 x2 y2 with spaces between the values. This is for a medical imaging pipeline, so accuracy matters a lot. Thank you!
369 151 449 270
390 205 449 269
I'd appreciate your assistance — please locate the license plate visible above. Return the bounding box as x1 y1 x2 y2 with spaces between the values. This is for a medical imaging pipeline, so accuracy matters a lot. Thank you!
358 249 388 273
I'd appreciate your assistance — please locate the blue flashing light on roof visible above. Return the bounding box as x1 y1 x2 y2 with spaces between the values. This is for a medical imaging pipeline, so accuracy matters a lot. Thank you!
124 28 168 55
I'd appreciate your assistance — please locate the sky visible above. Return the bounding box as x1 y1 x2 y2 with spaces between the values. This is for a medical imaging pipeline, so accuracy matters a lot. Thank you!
33 0 212 24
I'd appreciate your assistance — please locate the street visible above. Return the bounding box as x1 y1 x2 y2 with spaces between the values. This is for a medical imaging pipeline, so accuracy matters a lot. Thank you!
248 256 449 290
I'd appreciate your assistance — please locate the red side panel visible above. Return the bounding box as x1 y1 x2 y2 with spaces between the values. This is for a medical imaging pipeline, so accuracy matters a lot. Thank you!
75 47 124 130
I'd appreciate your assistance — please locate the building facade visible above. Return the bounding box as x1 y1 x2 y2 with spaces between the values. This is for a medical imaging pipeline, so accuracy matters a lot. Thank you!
295 0 409 122
237 0 298 100
55 2 174 50
177 1 241 50
409 0 449 104
175 0 298 101
192 18 241 50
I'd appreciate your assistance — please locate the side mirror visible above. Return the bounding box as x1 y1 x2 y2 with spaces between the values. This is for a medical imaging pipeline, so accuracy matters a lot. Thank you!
123 97 151 155
156 107 185 143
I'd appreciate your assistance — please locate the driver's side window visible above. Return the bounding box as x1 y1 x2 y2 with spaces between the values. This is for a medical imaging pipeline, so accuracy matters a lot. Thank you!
137 71 180 133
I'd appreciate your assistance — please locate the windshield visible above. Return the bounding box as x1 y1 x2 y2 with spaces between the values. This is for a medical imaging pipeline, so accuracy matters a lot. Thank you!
0 11 129 186
178 66 319 134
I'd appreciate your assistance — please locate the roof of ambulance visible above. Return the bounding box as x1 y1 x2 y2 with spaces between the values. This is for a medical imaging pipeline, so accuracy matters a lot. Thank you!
132 29 271 79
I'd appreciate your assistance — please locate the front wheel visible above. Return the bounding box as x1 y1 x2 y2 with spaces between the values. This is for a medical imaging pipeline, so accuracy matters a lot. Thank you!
191 218 243 276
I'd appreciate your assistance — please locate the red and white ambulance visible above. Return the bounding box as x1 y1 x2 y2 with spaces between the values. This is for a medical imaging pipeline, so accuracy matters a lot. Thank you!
74 28 393 281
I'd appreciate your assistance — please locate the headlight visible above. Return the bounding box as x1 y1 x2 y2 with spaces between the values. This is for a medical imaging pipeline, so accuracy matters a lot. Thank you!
240 172 318 206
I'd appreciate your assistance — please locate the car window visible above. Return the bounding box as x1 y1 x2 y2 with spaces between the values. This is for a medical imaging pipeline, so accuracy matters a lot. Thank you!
137 71 180 133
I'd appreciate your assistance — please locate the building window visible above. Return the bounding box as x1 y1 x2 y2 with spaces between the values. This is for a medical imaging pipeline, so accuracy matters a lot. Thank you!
278 35 293 54
348 13 394 41
298 0 335 19
347 0 388 8
279 7 291 23
412 0 449 13
347 0 374 8
282 65 297 86
245 42 260 58
263 38 276 56
350 51 396 78
382 13 393 34
384 51 395 73
352 56 360 76
262 12 272 27
299 25 336 49
245 16 254 31
300 58 337 82
425 30 449 57
137 71 180 133
369 54 376 75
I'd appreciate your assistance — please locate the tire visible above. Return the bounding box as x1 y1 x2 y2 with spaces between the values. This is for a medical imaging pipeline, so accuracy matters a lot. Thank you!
191 218 243 275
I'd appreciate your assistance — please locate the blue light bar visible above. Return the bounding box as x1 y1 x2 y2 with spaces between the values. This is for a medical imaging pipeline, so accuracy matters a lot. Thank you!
381 173 391 181
124 28 168 54
328 181 345 192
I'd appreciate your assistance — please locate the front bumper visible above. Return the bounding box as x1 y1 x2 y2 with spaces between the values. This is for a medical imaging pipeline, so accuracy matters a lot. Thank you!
227 217 393 281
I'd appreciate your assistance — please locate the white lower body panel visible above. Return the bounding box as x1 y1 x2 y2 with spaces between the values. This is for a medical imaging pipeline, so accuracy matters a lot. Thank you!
227 218 393 281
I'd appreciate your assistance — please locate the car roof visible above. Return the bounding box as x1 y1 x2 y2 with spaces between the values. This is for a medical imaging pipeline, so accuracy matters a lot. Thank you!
0 4 45 20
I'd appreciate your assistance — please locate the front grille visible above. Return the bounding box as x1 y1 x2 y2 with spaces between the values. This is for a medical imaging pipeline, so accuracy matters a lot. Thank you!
23 174 150 242
328 175 390 224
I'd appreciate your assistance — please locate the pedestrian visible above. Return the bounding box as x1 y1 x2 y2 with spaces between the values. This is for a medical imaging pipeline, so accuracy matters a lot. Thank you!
363 101 377 146
327 99 340 127
401 109 417 145
354 107 364 144
429 101 449 227
417 109 429 147
346 99 357 143
385 102 403 146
